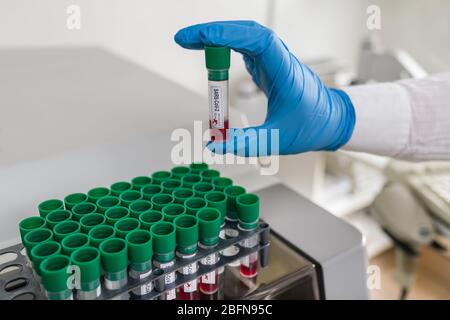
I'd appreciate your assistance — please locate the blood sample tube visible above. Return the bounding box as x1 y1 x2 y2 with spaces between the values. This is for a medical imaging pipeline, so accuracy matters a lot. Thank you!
236 193 260 278
205 46 230 142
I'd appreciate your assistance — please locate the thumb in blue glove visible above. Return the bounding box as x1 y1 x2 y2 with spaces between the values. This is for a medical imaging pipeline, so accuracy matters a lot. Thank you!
175 20 355 157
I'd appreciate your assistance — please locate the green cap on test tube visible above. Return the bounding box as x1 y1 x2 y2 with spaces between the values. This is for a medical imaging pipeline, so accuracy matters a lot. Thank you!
184 197 207 216
129 200 153 219
162 204 186 222
205 46 230 81
72 202 97 221
38 199 64 218
139 210 164 231
212 177 233 192
161 179 182 194
126 229 153 272
151 222 176 262
141 184 163 201
99 238 128 282
30 241 61 276
63 193 88 210
110 181 132 197
189 162 208 174
174 215 199 255
87 187 110 203
61 232 89 256
53 220 81 242
170 166 191 179
119 190 143 208
151 193 174 211
205 191 227 226
172 187 195 204
200 169 220 183
80 213 106 233
88 224 115 248
19 216 46 242
23 228 53 254
193 182 215 198
181 174 202 188
224 185 246 221
40 255 72 300
45 210 72 230
71 247 101 292
96 196 121 214
131 176 152 191
151 171 172 185
236 193 260 230
197 208 221 246
114 217 141 239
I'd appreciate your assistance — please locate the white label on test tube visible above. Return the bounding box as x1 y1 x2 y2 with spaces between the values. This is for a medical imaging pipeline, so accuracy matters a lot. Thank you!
201 253 218 284
240 234 259 268
208 81 228 129
181 262 198 293
158 260 176 300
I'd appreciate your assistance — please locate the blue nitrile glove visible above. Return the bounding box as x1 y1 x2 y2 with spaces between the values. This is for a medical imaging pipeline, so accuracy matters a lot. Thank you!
175 21 355 156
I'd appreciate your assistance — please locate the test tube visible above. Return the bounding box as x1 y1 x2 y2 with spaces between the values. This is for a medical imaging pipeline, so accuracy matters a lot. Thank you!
205 46 230 142
236 193 260 279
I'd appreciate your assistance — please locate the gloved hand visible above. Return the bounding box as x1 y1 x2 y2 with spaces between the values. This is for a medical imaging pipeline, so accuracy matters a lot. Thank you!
175 21 355 156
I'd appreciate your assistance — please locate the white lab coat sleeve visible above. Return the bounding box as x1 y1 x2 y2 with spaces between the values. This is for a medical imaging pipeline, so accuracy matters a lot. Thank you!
342 73 450 161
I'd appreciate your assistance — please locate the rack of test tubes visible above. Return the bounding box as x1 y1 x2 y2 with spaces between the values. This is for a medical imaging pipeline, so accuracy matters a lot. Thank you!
0 163 270 300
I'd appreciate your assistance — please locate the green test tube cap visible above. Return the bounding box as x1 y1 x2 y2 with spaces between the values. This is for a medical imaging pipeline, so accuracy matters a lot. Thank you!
172 187 195 204
99 238 128 282
19 216 46 242
181 174 202 188
71 246 101 292
151 193 174 211
205 191 227 226
151 221 176 262
72 202 97 221
87 187 110 203
88 224 115 248
119 190 143 207
162 204 186 222
131 176 152 191
64 193 88 210
23 228 53 253
53 220 81 242
224 185 246 221
61 232 89 256
129 200 153 219
236 193 260 230
170 166 191 179
114 217 141 239
96 195 121 214
30 241 61 276
110 181 132 197
161 179 182 194
139 210 164 231
126 229 153 272
212 177 233 192
184 197 207 216
205 46 230 69
189 162 209 174
200 169 220 183
197 208 221 247
141 184 163 201
174 215 198 255
105 206 130 226
38 199 64 218
193 182 215 198
40 255 72 300
45 210 72 230
80 213 105 234
151 171 172 185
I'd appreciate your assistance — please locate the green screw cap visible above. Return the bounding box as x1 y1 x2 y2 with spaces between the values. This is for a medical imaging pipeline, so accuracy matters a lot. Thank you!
61 232 89 255
151 171 172 185
131 176 152 190
114 217 141 239
193 182 215 198
205 191 227 226
200 169 220 183
189 162 209 174
126 230 153 272
141 184 163 201
224 185 246 221
19 216 46 242
96 196 121 214
119 190 143 207
87 187 110 203
129 200 153 219
40 255 72 299
64 193 88 210
212 177 233 192
71 247 101 291
181 174 202 188
151 222 176 262
174 215 198 255
72 202 97 221
161 179 182 194
162 204 186 222
30 241 61 276
151 193 174 211
139 210 164 231
88 224 115 248
53 221 81 242
170 166 191 179
23 228 53 253
236 193 260 230
105 206 130 226
184 197 207 216
80 213 105 234
99 238 128 276
110 181 132 197
45 210 72 230
197 208 221 246
205 46 230 70
172 188 195 204
38 199 64 218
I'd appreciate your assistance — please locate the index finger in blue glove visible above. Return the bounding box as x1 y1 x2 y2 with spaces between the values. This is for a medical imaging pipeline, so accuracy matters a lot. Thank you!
174 20 274 57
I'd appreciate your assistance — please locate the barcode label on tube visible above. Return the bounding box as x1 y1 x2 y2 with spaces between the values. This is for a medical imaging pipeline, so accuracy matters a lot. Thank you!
209 81 227 129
